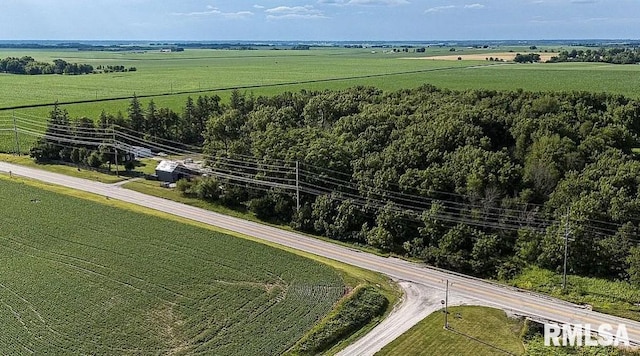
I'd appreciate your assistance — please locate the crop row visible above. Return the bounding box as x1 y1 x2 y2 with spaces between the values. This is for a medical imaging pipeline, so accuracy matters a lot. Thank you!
0 178 344 354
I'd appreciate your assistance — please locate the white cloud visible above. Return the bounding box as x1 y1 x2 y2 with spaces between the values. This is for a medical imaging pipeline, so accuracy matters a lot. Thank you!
346 0 410 5
425 3 485 13
464 3 485 9
265 5 327 19
222 11 254 19
318 0 409 6
425 5 455 13
172 5 254 19
253 4 265 9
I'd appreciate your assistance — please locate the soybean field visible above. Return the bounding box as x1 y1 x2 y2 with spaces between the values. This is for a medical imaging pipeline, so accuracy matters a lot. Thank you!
0 177 345 354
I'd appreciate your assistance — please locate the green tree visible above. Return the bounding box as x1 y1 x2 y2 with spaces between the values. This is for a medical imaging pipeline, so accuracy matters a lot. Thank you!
128 94 145 133
86 151 103 168
145 100 160 138
205 109 244 153
627 246 640 286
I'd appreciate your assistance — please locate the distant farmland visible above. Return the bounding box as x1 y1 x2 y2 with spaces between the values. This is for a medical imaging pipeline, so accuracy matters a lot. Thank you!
1 46 640 154
1 47 640 117
0 177 345 354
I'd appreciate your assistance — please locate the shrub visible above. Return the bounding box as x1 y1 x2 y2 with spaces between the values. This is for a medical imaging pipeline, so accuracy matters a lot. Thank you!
194 177 221 201
292 286 388 355
123 160 136 171
86 151 102 168
176 178 194 195
249 195 276 220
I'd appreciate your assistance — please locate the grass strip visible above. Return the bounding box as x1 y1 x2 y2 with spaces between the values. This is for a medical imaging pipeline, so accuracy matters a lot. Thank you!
288 285 389 356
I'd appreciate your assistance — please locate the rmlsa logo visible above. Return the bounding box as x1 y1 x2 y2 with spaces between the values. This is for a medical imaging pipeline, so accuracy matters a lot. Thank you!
544 323 630 347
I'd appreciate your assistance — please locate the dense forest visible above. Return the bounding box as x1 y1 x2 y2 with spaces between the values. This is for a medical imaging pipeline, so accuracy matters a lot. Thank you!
548 47 640 64
32 86 640 285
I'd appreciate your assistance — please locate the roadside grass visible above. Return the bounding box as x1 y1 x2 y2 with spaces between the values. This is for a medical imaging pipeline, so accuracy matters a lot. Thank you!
524 336 639 356
122 178 389 258
288 285 389 356
0 154 161 183
377 306 526 356
124 178 271 219
510 267 640 322
0 172 400 354
0 153 124 183
525 336 640 356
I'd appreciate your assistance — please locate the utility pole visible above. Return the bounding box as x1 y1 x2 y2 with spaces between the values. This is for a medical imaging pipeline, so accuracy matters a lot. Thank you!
562 207 570 290
441 279 449 329
295 160 300 212
12 111 20 155
113 127 119 177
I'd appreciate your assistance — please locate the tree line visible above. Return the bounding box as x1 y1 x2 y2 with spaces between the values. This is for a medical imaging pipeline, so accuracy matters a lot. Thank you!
0 56 136 75
514 53 541 63
548 47 640 64
30 86 640 286
29 105 128 169
0 57 94 75
95 65 137 73
30 93 223 168
196 86 640 284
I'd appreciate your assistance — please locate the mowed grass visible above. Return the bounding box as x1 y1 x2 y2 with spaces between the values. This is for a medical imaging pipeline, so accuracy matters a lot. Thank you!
0 153 125 183
0 177 347 354
377 306 526 356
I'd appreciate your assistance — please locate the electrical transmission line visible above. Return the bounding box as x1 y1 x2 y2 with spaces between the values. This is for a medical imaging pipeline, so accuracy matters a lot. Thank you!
8 113 640 242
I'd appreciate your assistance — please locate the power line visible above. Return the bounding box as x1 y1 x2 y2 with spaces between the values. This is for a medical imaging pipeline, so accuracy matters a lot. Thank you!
13 116 640 242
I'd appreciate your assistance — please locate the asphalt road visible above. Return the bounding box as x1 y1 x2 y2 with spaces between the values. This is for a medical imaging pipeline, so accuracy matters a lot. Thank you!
2 161 640 353
337 281 494 355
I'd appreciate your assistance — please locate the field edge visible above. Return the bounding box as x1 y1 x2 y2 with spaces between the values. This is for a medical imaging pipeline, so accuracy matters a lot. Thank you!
0 171 401 354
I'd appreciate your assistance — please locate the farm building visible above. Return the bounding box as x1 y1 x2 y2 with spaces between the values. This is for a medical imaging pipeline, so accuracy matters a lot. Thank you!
155 160 199 183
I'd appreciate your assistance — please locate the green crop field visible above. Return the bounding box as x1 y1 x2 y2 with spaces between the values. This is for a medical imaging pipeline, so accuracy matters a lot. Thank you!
0 48 478 109
0 176 346 354
2 46 639 117
1 46 640 154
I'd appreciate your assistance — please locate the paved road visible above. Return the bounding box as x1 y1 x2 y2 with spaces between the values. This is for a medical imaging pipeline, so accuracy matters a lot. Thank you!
337 282 495 356
2 162 640 353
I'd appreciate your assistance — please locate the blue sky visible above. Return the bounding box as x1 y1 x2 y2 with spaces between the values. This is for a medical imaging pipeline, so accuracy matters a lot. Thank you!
1 0 638 41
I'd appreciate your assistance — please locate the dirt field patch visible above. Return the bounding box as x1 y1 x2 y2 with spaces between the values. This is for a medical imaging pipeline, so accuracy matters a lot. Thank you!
404 52 559 62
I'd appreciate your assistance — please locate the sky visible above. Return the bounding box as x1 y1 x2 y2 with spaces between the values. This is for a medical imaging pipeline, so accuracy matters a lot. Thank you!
0 0 638 41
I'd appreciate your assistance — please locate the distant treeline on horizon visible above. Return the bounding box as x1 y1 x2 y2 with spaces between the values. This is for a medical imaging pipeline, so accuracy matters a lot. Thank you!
0 39 639 50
